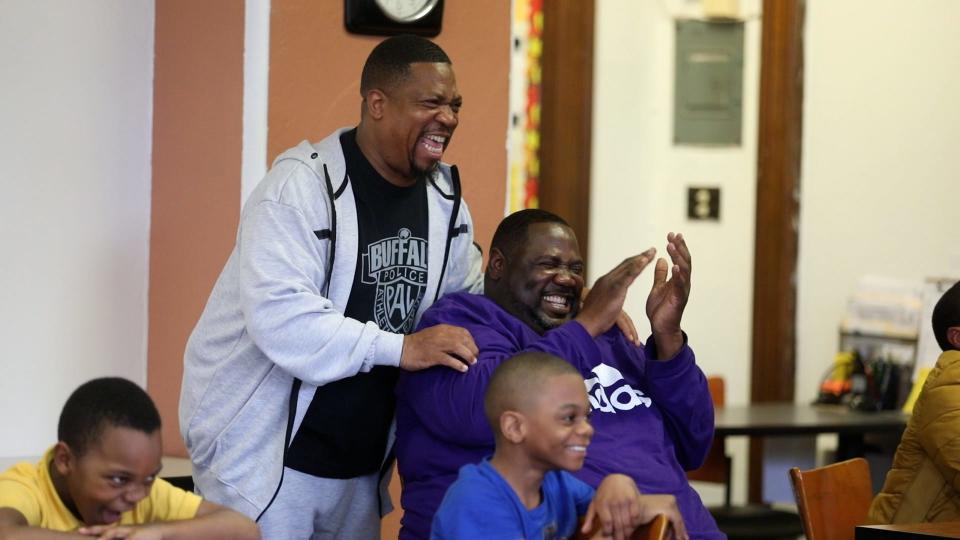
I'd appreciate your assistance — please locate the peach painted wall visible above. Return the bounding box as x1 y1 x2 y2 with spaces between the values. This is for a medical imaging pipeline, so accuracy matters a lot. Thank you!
268 0 510 250
148 0 244 457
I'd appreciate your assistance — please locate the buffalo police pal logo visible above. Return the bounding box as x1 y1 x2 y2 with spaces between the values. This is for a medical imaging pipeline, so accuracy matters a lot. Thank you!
361 228 428 332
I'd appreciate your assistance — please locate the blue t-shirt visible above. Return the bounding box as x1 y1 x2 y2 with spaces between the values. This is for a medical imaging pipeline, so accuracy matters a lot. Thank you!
431 460 595 540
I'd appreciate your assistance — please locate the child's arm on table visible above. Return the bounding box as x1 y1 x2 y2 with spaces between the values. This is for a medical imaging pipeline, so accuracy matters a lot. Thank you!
0 508 84 540
76 501 259 540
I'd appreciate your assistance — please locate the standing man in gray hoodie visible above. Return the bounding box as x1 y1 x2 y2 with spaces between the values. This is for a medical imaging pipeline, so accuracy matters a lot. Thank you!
179 35 483 540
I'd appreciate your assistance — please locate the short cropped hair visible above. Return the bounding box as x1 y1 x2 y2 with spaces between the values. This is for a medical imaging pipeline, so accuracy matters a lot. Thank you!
489 209 570 261
932 281 960 351
360 34 451 95
58 377 161 456
484 352 581 434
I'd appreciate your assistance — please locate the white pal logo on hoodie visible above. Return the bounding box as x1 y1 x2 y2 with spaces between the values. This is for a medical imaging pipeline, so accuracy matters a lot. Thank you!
584 363 652 413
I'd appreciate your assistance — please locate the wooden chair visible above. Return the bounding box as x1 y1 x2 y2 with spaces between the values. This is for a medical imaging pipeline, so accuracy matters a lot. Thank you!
576 514 669 540
789 457 872 540
631 515 670 540
686 376 731 504
381 466 403 540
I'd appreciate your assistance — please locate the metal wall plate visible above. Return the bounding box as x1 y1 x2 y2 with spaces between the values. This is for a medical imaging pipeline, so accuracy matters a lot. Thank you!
674 20 744 145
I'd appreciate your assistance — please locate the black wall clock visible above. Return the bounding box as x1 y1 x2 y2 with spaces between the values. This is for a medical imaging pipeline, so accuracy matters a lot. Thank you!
345 0 444 37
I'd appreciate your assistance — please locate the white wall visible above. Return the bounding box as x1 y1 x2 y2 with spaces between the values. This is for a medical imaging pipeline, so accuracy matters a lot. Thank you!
797 0 960 404
0 1 155 457
591 0 762 405
241 0 270 206
592 0 960 505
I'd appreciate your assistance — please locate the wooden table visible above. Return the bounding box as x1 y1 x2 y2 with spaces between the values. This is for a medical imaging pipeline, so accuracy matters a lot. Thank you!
856 522 960 539
713 403 908 502
714 403 908 438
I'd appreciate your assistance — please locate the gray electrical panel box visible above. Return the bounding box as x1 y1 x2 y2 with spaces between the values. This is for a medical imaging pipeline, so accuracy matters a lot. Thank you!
674 20 744 145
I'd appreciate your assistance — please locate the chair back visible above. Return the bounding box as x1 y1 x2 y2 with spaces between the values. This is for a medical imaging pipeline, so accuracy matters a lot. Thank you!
635 515 670 540
576 515 669 540
789 457 872 540
686 376 729 490
706 376 725 407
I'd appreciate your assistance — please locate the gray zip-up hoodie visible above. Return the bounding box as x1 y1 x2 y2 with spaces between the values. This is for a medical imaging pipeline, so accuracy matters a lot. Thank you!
178 128 483 519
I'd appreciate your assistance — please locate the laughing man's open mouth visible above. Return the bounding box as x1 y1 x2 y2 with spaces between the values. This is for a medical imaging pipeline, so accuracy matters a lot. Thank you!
541 292 574 318
419 134 446 159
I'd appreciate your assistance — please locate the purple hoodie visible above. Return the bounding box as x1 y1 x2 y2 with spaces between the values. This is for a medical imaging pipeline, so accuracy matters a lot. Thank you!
394 292 724 539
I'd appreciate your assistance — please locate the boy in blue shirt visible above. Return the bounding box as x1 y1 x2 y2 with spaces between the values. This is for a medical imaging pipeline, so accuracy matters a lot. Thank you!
431 352 688 540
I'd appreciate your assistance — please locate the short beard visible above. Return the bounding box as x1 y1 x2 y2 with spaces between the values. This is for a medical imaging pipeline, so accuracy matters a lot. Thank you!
412 160 439 181
524 300 580 334
533 311 562 333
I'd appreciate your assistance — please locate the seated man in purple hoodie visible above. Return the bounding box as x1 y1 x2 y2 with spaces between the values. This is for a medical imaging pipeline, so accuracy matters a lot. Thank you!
395 209 724 539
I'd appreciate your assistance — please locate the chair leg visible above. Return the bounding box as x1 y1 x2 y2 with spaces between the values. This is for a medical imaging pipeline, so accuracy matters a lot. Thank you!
724 455 733 507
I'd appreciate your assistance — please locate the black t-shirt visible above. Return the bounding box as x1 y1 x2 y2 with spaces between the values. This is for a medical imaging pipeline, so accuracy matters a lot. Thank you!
285 128 429 478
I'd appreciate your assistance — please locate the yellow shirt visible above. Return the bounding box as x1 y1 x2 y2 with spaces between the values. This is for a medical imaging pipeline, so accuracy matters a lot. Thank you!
0 447 202 531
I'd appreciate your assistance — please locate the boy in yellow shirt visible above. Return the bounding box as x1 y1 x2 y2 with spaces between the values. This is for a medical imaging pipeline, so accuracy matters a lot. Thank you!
0 377 259 539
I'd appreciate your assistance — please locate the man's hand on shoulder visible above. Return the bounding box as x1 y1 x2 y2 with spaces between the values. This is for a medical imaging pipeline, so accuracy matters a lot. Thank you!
576 249 657 338
400 325 478 373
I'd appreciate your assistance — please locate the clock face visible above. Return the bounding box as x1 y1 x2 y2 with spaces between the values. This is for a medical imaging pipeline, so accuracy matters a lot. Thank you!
374 0 440 23
344 0 444 37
